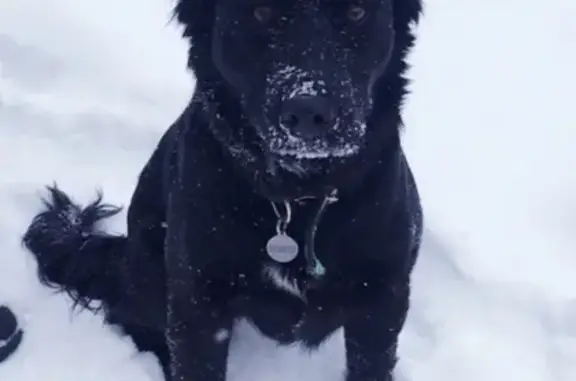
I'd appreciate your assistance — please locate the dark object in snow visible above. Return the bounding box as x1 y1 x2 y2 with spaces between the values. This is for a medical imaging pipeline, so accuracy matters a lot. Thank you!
22 1 424 381
0 305 23 363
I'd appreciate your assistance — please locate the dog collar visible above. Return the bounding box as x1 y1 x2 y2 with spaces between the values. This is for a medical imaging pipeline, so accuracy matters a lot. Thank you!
267 189 338 279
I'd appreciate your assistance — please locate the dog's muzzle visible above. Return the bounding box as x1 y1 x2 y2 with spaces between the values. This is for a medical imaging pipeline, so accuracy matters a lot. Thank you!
264 66 365 160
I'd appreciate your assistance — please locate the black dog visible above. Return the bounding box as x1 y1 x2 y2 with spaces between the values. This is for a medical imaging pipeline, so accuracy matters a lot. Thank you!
23 1 423 380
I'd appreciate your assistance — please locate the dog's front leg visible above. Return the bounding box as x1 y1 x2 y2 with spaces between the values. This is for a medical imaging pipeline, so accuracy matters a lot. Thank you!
164 233 233 381
164 190 233 381
166 295 232 381
343 280 410 381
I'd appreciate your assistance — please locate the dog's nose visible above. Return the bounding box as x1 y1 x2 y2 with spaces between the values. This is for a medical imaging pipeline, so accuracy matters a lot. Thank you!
279 96 337 138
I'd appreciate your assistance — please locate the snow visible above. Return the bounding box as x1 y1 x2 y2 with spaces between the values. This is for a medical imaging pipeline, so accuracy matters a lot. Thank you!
0 0 575 380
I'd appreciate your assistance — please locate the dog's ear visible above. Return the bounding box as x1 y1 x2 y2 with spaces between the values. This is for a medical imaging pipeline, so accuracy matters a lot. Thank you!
368 0 423 121
173 0 219 84
391 0 422 59
393 0 423 31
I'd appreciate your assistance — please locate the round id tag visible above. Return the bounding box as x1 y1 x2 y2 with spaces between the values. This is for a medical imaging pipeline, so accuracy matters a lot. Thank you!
266 234 299 263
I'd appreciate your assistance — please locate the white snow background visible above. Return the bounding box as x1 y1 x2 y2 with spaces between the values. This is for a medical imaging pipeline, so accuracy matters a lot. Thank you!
1 0 575 380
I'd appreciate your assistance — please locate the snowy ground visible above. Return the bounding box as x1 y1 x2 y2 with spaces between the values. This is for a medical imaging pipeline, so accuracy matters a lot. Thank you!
0 0 575 380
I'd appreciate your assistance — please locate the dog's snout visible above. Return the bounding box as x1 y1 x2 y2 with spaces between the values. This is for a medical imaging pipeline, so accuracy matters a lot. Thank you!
279 96 337 138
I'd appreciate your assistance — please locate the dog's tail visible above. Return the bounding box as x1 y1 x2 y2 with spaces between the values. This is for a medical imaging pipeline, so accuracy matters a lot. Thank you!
22 185 126 311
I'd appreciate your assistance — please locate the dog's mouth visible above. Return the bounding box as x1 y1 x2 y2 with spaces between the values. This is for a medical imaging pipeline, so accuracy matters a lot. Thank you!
253 109 368 180
257 121 365 180
274 143 359 159
266 121 364 160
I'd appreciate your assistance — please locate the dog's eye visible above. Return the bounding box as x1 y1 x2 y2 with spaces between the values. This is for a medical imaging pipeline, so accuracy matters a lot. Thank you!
253 6 273 24
347 6 367 23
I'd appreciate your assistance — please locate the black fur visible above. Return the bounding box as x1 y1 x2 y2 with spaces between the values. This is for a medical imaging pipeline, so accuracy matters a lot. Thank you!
24 186 123 310
0 306 23 363
23 1 424 380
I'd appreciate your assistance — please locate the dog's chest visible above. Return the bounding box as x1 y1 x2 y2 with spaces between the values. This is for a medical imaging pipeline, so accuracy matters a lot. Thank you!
261 263 306 300
234 261 347 348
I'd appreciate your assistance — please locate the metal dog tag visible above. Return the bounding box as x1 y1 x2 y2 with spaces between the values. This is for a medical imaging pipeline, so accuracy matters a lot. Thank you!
266 234 299 263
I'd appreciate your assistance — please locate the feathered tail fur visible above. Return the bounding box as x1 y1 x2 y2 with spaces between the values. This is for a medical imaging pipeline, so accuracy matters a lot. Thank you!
22 185 125 311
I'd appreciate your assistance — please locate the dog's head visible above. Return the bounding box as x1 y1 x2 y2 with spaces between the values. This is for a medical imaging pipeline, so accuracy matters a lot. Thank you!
175 0 422 200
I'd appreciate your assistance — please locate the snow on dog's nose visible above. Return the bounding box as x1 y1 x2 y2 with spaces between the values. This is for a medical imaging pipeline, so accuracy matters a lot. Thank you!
264 65 364 162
